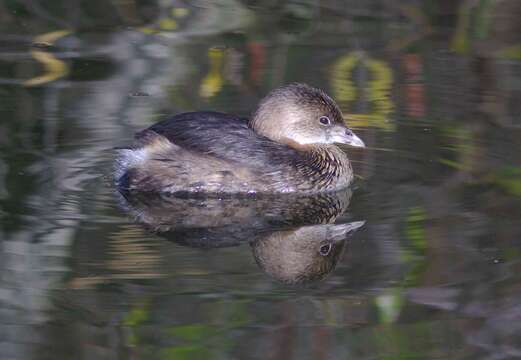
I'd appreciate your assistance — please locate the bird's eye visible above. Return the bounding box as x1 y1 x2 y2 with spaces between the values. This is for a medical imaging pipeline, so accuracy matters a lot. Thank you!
319 116 331 126
319 244 332 256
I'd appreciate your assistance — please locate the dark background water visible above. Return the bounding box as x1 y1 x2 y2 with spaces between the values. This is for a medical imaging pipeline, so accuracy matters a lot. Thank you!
1 0 521 359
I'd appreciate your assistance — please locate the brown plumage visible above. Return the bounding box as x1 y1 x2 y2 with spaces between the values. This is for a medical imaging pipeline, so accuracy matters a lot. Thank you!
115 83 365 195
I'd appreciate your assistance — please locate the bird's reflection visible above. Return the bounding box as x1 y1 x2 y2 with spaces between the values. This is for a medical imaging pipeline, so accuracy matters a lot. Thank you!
252 221 364 284
117 189 365 284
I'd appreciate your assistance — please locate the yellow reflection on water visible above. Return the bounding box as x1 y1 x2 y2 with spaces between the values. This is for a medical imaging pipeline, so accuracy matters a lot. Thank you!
331 51 394 130
200 47 225 98
24 30 71 86
69 225 164 289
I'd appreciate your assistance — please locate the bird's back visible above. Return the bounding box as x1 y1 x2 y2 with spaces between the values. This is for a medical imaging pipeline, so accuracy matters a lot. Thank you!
115 112 307 194
143 111 302 168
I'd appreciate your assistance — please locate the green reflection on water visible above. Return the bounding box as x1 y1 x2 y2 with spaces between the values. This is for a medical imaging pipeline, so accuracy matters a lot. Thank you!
489 167 521 197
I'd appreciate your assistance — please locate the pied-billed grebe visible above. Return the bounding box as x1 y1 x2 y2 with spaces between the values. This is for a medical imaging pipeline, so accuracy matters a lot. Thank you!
115 83 365 194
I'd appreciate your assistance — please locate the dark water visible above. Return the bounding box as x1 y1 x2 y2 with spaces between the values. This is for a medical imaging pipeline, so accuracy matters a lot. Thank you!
1 1 521 359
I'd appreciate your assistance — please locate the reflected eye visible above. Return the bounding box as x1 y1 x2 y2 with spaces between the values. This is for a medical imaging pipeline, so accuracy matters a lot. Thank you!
319 244 332 256
319 116 331 126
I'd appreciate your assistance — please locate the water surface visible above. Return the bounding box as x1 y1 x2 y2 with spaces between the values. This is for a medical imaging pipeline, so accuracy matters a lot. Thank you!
1 1 521 359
